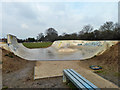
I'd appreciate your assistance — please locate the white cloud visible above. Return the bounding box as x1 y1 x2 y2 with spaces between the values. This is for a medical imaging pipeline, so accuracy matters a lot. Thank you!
1 0 119 2
36 4 50 12
21 24 29 29
2 2 118 38
0 3 2 38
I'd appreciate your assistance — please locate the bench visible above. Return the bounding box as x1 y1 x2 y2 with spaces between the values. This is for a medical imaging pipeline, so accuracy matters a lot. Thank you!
63 69 100 90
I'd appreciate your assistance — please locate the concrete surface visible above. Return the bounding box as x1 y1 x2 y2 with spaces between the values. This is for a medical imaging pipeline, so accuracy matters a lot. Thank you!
35 61 119 88
1 34 119 89
7 34 118 61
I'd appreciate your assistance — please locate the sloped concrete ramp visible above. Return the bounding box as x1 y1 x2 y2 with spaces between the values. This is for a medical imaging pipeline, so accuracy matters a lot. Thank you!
7 34 118 61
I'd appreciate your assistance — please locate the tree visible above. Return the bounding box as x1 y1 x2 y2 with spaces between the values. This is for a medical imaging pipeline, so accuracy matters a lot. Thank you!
93 30 101 40
113 23 120 39
46 28 58 36
45 28 58 41
37 33 44 41
27 38 35 42
82 24 93 33
114 23 120 31
99 21 114 31
99 22 116 39
70 33 78 40
62 32 67 36
79 30 84 35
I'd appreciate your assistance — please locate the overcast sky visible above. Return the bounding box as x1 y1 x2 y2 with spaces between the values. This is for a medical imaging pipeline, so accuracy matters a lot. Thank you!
1 1 118 39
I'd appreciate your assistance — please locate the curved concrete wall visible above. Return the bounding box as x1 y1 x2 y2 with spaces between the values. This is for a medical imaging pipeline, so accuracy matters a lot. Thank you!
6 34 119 61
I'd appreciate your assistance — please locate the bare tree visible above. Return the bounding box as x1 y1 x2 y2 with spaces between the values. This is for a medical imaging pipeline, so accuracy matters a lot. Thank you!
79 30 84 35
45 28 58 36
82 24 93 33
114 23 120 31
62 32 67 36
99 21 114 31
36 33 44 41
45 28 58 41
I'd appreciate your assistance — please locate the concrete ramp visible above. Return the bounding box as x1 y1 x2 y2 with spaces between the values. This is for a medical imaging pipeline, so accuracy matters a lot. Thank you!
0 42 12 52
7 34 118 61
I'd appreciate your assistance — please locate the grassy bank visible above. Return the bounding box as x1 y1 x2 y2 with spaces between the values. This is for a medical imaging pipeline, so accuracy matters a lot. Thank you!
22 42 53 48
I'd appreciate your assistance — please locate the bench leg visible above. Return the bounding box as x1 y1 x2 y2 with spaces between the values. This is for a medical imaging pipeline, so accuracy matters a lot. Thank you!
63 73 69 83
63 73 67 83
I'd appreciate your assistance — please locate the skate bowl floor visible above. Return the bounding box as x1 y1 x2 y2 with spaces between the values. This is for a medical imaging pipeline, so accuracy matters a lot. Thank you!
7 34 119 61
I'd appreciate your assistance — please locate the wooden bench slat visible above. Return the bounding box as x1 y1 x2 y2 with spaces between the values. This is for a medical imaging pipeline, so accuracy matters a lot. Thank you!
67 69 94 89
70 69 99 89
63 69 87 89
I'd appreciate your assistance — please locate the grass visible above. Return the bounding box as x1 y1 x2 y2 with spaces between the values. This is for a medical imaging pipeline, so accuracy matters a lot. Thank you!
66 82 76 88
94 70 103 73
94 70 107 75
114 72 120 77
5 53 14 58
2 86 8 90
22 42 53 48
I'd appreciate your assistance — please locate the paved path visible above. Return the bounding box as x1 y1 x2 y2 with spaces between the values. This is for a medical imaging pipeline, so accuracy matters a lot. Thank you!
35 61 119 88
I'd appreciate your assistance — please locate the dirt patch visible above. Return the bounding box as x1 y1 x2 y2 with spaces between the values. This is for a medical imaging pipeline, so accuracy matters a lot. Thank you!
2 42 120 88
80 42 120 86
2 48 69 88
2 49 34 73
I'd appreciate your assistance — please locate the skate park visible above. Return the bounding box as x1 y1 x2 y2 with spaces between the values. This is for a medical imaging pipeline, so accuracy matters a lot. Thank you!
1 34 119 89
1 0 120 88
6 34 118 61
